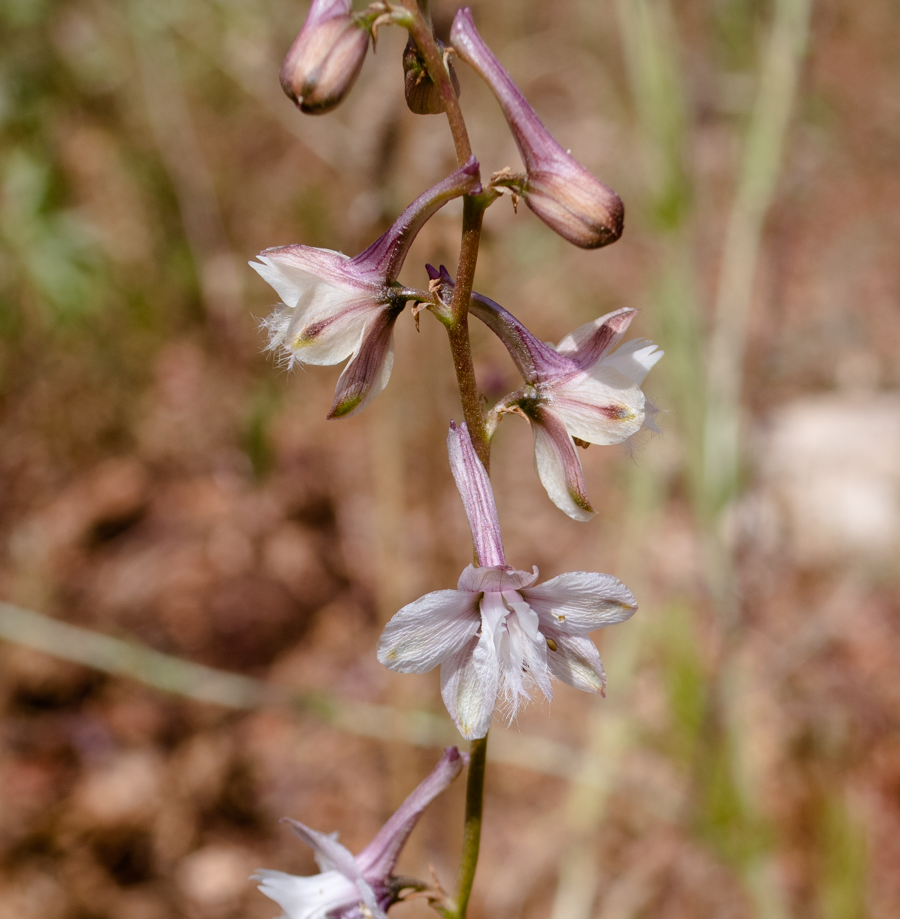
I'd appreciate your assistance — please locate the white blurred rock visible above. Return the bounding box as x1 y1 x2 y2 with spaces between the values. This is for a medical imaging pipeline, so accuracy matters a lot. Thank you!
754 392 900 564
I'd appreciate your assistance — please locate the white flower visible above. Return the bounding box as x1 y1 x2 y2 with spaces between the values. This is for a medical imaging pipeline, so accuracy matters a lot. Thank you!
251 157 480 419
468 291 662 520
254 748 465 919
377 423 637 740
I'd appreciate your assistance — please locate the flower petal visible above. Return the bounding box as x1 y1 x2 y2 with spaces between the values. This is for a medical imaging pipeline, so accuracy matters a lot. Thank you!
377 590 480 674
521 571 637 635
254 868 361 919
447 421 506 567
357 747 465 879
283 820 361 879
502 605 552 710
549 371 645 445
283 295 376 367
441 631 500 740
597 338 663 387
540 630 607 694
457 564 539 594
328 307 400 419
531 412 594 521
252 246 368 305
554 308 636 370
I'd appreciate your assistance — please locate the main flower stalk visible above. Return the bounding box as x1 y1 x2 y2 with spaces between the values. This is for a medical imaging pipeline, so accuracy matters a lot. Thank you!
405 9 489 913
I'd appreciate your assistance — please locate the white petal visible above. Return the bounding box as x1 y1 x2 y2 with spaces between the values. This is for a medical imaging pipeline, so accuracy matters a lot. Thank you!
532 421 594 522
377 590 480 674
252 246 367 306
283 820 360 878
503 608 552 710
541 631 607 694
549 370 644 445
440 631 500 740
457 564 539 594
284 293 376 367
254 868 360 919
598 339 663 386
521 572 637 635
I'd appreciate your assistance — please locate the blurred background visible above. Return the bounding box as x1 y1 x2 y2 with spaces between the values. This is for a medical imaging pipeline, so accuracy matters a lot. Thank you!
1 0 898 916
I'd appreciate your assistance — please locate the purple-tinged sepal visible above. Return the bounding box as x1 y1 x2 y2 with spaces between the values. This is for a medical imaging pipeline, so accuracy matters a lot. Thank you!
450 8 624 248
251 159 480 418
254 748 465 919
280 0 370 115
447 421 505 567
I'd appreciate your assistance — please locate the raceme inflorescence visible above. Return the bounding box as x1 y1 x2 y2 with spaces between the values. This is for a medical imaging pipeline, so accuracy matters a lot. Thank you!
250 3 661 917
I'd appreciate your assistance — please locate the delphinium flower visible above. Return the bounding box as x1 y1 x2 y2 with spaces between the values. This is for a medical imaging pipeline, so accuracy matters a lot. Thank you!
429 266 661 521
450 8 623 249
280 0 371 114
377 422 637 740
251 157 480 418
254 747 465 919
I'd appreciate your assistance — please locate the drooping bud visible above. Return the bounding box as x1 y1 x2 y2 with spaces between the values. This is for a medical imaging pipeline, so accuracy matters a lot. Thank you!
403 34 461 115
450 8 624 248
280 0 370 115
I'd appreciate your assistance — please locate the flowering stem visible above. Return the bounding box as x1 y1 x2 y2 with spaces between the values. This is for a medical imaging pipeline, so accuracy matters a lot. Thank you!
450 734 488 919
447 195 489 468
404 9 490 914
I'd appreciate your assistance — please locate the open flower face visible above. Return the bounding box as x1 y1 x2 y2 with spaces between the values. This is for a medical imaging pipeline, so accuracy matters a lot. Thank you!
377 423 637 739
254 748 465 919
251 158 480 419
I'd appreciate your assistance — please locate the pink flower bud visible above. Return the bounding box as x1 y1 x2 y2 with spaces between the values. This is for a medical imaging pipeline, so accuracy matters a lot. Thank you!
280 0 370 115
450 8 624 248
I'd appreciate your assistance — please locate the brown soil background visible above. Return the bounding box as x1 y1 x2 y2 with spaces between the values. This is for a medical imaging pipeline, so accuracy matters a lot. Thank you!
1 1 898 917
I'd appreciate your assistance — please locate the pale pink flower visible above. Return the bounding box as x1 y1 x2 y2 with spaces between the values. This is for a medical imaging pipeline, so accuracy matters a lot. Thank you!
251 158 480 418
428 267 661 521
254 747 465 919
377 423 637 740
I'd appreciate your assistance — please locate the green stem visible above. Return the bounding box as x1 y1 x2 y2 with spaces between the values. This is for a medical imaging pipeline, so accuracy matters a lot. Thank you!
451 734 489 918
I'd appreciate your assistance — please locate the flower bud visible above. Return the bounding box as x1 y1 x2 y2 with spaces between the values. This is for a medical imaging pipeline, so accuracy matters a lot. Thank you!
280 0 370 115
402 34 461 115
450 8 623 248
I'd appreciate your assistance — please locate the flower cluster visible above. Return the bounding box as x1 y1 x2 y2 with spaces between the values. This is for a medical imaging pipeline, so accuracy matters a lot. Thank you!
251 3 664 914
